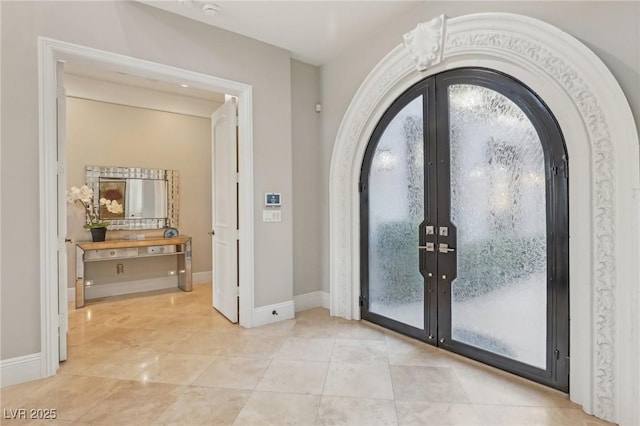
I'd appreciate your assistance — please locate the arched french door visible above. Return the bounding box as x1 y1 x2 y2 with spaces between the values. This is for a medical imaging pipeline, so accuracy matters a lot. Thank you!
360 68 569 391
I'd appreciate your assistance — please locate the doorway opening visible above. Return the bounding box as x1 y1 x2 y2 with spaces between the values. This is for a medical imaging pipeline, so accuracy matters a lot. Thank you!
60 62 242 357
39 37 255 377
360 68 568 391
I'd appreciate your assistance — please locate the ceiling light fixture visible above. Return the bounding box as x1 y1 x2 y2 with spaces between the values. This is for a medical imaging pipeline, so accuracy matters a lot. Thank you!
202 3 220 16
181 84 189 88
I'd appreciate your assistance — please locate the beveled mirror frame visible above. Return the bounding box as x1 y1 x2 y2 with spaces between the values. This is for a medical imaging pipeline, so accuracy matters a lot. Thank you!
86 165 179 230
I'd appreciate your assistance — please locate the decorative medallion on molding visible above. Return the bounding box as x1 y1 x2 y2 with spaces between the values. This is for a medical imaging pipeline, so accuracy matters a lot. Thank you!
403 15 446 71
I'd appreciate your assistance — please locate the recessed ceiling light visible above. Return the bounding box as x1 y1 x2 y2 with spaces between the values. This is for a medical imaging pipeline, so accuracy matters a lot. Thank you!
202 3 220 16
181 84 189 88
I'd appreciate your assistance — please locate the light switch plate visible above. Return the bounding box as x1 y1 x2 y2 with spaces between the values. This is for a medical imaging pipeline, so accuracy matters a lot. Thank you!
263 210 282 222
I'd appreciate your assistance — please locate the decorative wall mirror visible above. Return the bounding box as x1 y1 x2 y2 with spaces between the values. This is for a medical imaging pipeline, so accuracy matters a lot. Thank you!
86 165 179 230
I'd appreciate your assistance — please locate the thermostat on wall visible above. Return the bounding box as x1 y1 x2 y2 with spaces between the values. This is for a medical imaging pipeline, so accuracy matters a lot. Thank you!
265 193 281 207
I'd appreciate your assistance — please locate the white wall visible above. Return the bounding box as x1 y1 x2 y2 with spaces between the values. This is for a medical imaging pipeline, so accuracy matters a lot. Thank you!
0 1 294 360
291 60 322 296
318 1 640 292
0 2 3 344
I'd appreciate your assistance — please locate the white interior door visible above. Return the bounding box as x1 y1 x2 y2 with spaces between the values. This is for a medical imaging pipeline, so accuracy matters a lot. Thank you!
57 61 68 361
211 98 239 323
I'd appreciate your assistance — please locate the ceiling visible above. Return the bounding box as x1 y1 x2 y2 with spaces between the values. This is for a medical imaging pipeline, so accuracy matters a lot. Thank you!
137 0 423 65
64 61 225 118
65 61 225 102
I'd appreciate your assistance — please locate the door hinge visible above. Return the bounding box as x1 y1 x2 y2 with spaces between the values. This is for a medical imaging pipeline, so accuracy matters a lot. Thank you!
233 115 239 127
554 349 560 360
359 295 363 306
57 161 65 175
566 356 570 373
552 161 568 179
358 182 366 193
236 286 240 297
234 172 240 183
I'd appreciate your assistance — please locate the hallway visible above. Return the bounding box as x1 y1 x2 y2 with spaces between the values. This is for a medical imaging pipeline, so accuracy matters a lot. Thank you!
1 284 609 425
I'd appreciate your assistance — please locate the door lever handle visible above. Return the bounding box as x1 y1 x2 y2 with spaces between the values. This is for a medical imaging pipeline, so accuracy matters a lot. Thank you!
439 243 455 253
418 242 435 252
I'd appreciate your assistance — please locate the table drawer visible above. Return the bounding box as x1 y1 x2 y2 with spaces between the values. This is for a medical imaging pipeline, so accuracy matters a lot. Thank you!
145 245 176 255
84 247 138 260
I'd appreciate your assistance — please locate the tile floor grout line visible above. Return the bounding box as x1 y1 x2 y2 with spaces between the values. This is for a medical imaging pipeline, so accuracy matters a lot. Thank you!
313 336 336 425
385 335 402 426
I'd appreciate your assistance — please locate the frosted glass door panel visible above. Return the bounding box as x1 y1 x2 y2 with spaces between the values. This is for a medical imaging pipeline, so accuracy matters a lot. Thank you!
368 96 425 329
448 85 547 368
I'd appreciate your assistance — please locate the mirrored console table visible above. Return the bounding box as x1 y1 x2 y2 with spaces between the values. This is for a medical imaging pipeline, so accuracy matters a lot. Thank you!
75 236 192 308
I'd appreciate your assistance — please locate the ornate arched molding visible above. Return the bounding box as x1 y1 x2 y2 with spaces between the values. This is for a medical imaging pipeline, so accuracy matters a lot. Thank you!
329 13 639 425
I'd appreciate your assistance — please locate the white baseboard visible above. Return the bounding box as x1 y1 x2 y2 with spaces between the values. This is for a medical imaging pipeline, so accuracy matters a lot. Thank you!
193 271 212 284
0 353 42 388
252 300 295 327
293 291 330 312
68 270 213 302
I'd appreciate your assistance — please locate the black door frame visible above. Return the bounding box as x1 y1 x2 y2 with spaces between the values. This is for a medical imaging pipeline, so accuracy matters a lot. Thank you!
360 67 569 392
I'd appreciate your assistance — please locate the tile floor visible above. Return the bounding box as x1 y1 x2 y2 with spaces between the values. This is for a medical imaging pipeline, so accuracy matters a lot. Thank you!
1 284 611 425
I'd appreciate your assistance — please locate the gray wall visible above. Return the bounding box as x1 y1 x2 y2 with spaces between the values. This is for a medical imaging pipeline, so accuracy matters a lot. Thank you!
318 1 640 292
0 1 294 360
291 60 322 296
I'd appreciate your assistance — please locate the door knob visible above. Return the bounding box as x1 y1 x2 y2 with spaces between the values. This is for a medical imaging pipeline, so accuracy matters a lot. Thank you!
208 230 215 236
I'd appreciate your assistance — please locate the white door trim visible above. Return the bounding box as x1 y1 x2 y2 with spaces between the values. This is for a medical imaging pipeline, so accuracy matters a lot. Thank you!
329 13 639 425
38 37 256 378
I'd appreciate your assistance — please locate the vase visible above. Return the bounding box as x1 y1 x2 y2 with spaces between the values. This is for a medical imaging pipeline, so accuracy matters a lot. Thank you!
90 227 107 242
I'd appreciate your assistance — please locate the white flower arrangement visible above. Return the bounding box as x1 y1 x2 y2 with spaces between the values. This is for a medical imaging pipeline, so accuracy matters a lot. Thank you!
67 185 123 229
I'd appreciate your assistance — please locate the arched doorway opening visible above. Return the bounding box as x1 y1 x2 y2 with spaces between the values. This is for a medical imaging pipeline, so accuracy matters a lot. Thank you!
329 13 639 424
